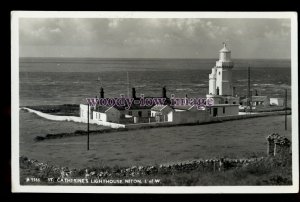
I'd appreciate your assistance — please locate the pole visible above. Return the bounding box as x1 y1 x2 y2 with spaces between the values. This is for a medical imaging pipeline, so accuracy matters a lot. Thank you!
247 66 251 114
285 89 287 131
250 90 252 114
127 72 130 98
87 104 90 150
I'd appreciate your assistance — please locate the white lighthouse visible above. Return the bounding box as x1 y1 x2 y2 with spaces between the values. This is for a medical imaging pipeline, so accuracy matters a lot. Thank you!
207 43 239 105
209 42 234 96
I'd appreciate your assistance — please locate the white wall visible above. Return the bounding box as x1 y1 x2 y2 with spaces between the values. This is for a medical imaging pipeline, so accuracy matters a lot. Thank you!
209 67 217 95
93 111 107 122
209 77 216 95
22 107 125 128
80 104 90 119
168 112 173 122
221 69 233 96
151 110 158 117
270 98 284 106
169 110 210 124
216 68 222 95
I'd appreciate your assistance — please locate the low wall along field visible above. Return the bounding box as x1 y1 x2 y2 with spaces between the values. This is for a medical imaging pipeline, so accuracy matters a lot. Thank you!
22 107 125 129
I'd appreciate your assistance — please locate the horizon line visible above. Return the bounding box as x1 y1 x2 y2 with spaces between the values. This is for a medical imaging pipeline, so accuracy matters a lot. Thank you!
19 56 291 60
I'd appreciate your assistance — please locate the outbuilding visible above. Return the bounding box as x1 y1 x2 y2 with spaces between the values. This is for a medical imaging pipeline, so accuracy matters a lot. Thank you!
151 105 173 122
270 98 284 106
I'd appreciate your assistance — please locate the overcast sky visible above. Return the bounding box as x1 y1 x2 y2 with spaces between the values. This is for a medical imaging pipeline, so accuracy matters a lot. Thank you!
19 18 291 59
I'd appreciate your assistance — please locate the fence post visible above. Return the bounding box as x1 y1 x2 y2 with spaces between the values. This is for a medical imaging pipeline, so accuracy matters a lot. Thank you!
87 104 90 151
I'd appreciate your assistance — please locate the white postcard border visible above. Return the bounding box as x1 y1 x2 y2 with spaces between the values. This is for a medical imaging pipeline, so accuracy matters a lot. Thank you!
11 11 299 193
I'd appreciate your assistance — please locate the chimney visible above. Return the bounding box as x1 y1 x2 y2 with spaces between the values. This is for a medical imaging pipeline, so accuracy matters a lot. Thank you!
100 87 104 98
132 87 136 99
185 94 188 105
162 86 167 98
255 89 258 96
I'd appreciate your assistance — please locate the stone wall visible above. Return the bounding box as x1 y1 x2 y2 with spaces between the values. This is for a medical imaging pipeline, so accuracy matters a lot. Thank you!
20 156 264 181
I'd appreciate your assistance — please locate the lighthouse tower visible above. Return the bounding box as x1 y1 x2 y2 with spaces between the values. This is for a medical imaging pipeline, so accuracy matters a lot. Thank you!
209 42 234 96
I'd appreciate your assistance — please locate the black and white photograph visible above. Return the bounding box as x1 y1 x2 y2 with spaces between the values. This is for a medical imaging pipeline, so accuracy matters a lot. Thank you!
11 12 298 193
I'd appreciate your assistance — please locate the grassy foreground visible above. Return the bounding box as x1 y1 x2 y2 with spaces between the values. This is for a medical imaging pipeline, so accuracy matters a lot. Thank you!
20 154 292 186
160 156 292 185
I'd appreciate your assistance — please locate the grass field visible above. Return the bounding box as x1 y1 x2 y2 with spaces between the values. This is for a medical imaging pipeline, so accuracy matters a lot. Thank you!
20 110 292 169
19 110 109 146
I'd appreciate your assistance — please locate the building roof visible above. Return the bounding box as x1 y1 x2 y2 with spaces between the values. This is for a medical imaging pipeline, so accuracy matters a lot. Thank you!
172 105 195 111
151 105 168 111
94 105 111 113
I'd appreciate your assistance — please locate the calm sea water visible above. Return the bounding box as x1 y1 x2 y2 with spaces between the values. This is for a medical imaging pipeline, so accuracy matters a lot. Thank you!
19 58 291 106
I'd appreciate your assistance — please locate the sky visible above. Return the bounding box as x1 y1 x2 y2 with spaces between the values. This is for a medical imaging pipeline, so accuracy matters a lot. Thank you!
19 18 291 59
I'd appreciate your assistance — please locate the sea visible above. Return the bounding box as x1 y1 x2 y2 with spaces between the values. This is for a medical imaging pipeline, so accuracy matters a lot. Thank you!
19 58 291 107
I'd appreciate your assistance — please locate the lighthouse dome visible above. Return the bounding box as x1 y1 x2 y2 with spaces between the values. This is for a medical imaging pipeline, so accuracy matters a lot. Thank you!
219 42 230 53
217 42 233 65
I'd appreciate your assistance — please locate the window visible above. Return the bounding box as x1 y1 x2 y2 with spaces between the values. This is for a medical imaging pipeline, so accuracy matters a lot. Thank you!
148 111 151 117
128 111 132 116
223 107 225 114
233 102 236 104
138 111 142 117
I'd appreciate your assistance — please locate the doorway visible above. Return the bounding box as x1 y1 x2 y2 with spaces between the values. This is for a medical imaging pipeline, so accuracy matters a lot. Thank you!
213 108 218 117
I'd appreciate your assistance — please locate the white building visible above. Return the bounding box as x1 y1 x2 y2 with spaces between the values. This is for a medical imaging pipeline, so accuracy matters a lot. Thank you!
79 44 241 126
151 105 173 122
80 104 122 123
270 98 284 106
208 43 234 96
168 105 210 124
80 101 153 124
206 43 239 116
